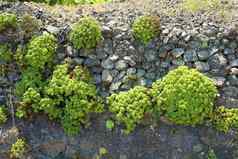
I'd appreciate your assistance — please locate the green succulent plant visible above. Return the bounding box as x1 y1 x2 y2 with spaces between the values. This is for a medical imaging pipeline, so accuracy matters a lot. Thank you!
108 86 152 134
0 12 17 32
15 68 45 97
0 44 12 76
72 65 93 83
151 66 217 126
0 107 7 124
10 138 26 159
44 63 104 135
132 15 160 44
212 106 238 133
0 44 12 63
16 87 42 118
25 33 57 70
106 119 115 131
207 148 217 159
69 16 102 50
16 63 103 135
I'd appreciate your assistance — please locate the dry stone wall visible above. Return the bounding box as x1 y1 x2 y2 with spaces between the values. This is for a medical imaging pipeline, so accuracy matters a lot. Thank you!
1 2 238 159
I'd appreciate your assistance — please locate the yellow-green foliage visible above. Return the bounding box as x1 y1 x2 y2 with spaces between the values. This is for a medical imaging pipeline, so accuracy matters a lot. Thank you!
132 15 160 44
106 119 114 131
43 63 104 135
15 33 56 118
0 44 12 63
207 149 217 159
0 44 12 76
0 107 7 124
14 45 27 68
10 138 26 159
151 66 217 126
212 106 238 133
25 33 57 70
16 87 41 118
69 17 102 50
0 13 17 32
108 86 152 133
17 63 103 135
15 68 44 97
72 65 93 82
182 0 221 13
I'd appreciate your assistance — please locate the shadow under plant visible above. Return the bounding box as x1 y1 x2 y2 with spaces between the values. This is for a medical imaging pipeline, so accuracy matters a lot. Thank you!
1 1 238 159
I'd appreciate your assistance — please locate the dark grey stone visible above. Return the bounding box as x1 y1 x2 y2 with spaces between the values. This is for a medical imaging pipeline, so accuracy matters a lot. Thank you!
228 75 238 86
230 59 238 68
212 76 226 87
115 60 128 70
137 69 146 78
224 48 234 55
102 58 114 69
208 54 227 69
171 48 185 58
195 61 210 72
184 50 198 62
102 70 113 83
84 58 100 67
123 56 136 66
223 86 238 98
197 50 211 60
45 25 60 35
145 50 157 62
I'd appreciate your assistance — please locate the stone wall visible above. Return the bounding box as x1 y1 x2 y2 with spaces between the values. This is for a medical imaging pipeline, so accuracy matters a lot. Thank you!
1 2 238 159
53 14 238 109
0 2 238 106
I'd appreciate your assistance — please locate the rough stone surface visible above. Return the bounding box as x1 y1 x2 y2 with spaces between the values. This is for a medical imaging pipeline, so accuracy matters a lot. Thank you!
195 61 210 72
102 70 113 83
102 58 114 69
184 50 198 62
115 60 128 70
1 1 238 159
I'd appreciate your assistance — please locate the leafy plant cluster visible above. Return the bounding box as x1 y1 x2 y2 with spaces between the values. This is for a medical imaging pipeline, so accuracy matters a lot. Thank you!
0 13 40 39
16 87 42 118
106 119 114 131
25 33 57 70
0 44 13 76
151 66 218 126
108 66 218 133
0 44 12 63
10 138 26 159
207 148 217 159
212 106 238 133
13 19 104 135
15 33 56 97
0 106 7 125
15 33 56 117
15 68 45 97
0 13 17 32
108 86 152 133
42 63 103 135
0 13 40 77
132 15 160 44
69 17 102 50
17 63 104 135
2 13 233 136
